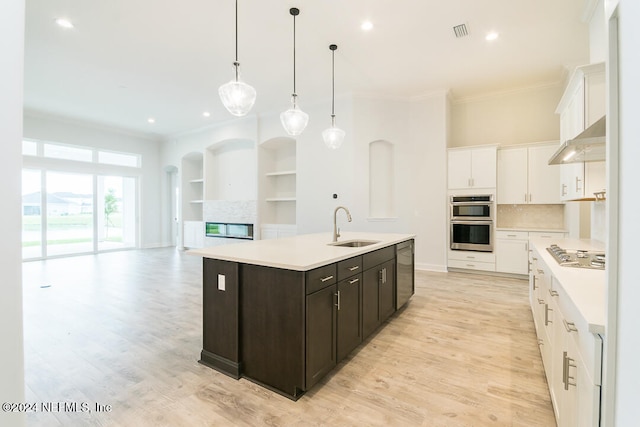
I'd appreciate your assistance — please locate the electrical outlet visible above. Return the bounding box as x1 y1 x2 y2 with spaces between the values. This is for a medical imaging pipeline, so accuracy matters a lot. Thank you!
218 274 226 291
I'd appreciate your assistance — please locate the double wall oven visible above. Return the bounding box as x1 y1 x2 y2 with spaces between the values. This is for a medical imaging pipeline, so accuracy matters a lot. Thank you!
450 194 494 252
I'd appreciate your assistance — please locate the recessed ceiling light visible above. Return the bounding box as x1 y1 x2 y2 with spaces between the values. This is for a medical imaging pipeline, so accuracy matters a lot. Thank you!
202 111 211 117
55 18 74 29
486 31 499 41
147 118 155 124
361 21 373 31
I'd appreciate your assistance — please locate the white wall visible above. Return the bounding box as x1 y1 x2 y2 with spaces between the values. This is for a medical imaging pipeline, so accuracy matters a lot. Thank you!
161 93 449 271
0 1 25 426
450 84 562 147
23 113 165 248
610 1 640 424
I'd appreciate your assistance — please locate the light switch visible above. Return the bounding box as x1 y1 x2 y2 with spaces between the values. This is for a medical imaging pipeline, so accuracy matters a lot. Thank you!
218 274 226 291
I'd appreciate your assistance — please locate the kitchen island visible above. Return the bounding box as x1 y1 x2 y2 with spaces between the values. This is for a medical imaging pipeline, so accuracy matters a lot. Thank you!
189 232 415 399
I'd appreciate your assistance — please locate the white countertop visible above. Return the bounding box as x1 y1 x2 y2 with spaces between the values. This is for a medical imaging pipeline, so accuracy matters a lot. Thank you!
530 237 606 334
188 232 415 271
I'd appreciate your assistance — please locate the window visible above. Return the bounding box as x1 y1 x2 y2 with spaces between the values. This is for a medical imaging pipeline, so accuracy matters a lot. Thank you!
43 143 93 162
98 150 140 167
22 139 140 259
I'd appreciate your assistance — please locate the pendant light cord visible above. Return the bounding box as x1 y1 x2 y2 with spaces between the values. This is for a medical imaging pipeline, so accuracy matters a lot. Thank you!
234 0 239 81
331 48 335 116
292 12 297 95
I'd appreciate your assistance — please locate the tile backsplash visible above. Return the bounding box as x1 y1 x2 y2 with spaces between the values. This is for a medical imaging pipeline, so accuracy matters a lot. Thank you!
497 204 565 230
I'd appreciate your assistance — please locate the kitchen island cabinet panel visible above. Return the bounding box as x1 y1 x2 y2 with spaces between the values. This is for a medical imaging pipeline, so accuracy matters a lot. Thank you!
306 284 337 389
241 264 305 398
201 259 240 377
336 273 362 361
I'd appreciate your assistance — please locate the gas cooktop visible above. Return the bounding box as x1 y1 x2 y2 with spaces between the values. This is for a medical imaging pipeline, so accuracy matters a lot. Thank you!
546 244 605 270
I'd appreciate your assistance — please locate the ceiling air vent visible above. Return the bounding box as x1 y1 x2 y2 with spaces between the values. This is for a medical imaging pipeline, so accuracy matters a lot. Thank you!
453 23 468 38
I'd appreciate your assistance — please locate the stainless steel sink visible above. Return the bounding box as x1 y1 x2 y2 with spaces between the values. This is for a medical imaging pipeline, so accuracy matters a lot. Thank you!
328 239 380 248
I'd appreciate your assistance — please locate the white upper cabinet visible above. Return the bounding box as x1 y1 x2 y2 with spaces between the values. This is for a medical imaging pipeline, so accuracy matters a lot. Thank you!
497 144 560 204
556 62 606 201
448 147 497 190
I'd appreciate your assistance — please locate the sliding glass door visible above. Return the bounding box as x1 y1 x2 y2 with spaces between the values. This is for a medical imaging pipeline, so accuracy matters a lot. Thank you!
45 171 94 257
97 176 136 251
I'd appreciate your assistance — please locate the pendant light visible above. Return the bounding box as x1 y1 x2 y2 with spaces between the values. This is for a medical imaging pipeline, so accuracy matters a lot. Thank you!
219 0 256 117
280 7 309 136
322 44 345 149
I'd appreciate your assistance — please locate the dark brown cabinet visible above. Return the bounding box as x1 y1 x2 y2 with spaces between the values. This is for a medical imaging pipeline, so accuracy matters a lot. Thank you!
363 248 396 337
199 240 411 400
305 283 337 389
336 274 362 361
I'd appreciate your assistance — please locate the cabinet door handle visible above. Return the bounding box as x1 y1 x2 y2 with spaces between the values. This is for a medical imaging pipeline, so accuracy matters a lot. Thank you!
562 184 567 196
524 193 528 203
576 177 582 192
548 289 559 297
544 304 552 326
321 275 334 282
537 269 544 275
349 278 359 284
563 351 577 390
537 298 545 305
532 276 538 290
563 319 578 333
335 291 341 310
348 265 360 271
529 193 532 202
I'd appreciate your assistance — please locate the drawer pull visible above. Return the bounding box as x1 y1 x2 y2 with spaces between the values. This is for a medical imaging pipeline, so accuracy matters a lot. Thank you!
466 256 476 259
348 265 360 271
320 275 334 282
563 319 578 333
548 289 559 297
466 264 475 268
537 298 545 305
349 278 359 284
507 234 517 237
537 269 544 275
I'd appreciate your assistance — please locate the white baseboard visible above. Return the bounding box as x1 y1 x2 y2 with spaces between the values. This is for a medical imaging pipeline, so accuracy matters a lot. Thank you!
415 263 448 273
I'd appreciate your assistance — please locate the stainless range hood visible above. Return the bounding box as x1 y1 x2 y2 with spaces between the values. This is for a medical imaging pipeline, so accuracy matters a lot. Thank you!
548 116 606 165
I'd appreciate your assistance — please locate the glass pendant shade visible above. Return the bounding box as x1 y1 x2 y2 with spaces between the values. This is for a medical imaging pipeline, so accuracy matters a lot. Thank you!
218 74 256 117
323 121 345 150
280 95 309 136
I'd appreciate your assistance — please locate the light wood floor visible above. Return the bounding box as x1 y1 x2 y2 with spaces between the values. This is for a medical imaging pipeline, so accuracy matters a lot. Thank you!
22 248 556 426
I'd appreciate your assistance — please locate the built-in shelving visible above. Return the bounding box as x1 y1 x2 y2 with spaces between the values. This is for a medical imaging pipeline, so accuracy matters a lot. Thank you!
259 138 297 235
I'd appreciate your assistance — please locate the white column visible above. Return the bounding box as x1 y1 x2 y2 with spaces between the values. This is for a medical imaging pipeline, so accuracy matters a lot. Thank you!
0 1 26 426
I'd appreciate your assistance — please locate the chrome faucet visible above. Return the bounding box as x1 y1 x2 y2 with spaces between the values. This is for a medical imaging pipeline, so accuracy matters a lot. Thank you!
333 206 352 242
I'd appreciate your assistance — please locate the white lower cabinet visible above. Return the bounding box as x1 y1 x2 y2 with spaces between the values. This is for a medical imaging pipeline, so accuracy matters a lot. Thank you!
529 246 602 427
496 230 566 275
448 250 495 272
183 221 204 249
495 231 529 274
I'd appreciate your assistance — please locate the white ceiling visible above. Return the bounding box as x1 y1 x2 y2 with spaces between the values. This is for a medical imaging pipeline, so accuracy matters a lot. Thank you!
24 0 591 138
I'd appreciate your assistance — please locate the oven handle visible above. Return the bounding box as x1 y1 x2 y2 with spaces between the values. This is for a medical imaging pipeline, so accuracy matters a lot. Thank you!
451 201 494 205
450 220 493 225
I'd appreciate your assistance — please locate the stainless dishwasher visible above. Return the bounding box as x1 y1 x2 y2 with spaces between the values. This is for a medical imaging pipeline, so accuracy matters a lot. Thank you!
396 240 414 309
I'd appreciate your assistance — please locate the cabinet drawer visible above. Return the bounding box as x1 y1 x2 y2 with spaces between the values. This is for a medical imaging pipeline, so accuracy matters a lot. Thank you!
363 246 395 270
495 230 529 240
529 231 566 240
306 264 337 294
448 250 496 263
337 256 363 281
448 259 496 272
